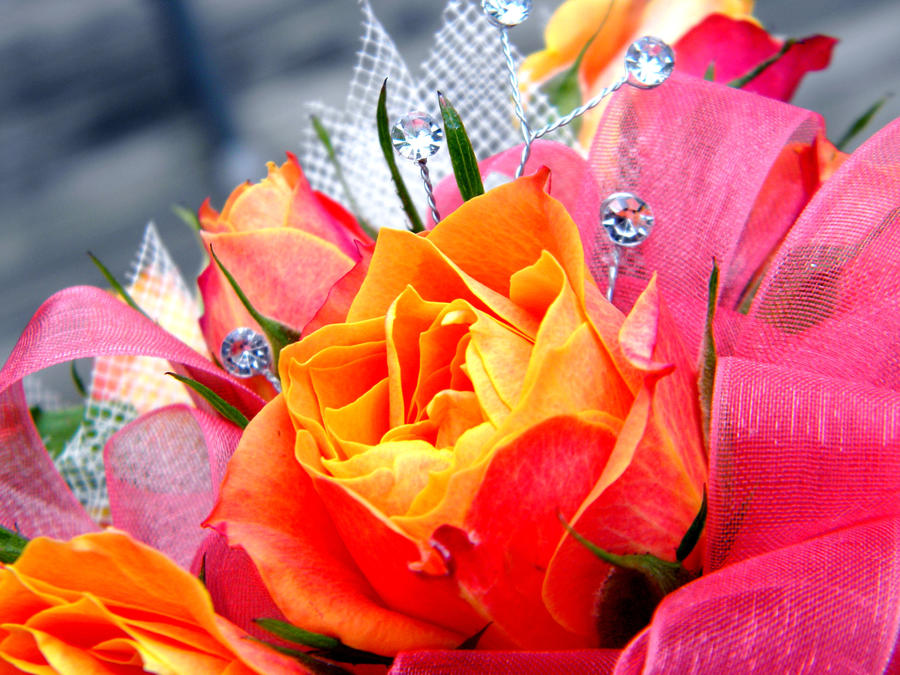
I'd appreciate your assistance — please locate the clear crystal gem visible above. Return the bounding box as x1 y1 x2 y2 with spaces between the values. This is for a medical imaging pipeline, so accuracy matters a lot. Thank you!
220 327 272 378
481 0 531 27
624 36 675 88
601 192 654 247
391 112 443 161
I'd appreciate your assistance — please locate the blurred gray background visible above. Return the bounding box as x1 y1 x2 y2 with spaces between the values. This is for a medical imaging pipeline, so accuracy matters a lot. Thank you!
3 0 899 380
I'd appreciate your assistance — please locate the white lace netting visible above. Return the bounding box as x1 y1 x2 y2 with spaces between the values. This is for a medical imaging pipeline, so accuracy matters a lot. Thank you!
54 223 206 523
39 0 572 520
298 0 571 229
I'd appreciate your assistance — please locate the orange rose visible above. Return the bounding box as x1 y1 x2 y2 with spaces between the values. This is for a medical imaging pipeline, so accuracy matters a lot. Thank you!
209 171 706 653
198 153 372 382
0 531 303 674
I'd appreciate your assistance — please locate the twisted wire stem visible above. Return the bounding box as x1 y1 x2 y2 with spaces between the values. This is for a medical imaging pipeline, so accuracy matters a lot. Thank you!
531 75 628 140
606 246 621 303
419 159 440 224
263 369 282 393
499 27 533 178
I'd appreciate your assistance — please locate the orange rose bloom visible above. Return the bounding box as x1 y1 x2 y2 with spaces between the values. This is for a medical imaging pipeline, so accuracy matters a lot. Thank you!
198 153 372 378
210 171 706 653
0 531 304 674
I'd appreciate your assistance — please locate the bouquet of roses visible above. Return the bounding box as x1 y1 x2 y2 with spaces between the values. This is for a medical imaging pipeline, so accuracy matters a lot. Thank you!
2 1 899 673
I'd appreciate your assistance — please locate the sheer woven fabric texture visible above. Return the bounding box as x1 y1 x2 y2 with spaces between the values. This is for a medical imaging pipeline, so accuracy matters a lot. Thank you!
298 0 571 231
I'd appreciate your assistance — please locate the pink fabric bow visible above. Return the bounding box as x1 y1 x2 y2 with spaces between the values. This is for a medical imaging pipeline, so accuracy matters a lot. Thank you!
391 74 900 672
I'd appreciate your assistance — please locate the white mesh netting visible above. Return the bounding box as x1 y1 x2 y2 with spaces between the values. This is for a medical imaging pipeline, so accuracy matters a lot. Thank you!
44 1 576 523
54 224 206 523
298 0 572 230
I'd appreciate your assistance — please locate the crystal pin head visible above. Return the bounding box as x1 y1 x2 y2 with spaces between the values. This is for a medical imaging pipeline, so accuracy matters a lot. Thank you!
220 327 272 378
625 36 675 88
391 112 443 162
481 0 531 27
601 192 654 247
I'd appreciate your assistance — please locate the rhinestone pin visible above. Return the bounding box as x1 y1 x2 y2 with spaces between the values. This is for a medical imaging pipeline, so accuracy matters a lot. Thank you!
601 192 654 247
481 0 531 27
624 36 675 89
220 327 272 379
391 112 443 162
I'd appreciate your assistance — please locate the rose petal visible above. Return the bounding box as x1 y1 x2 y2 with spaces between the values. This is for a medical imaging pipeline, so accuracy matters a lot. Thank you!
199 228 357 359
674 14 836 101
207 396 466 655
430 414 620 648
427 170 587 302
433 140 591 222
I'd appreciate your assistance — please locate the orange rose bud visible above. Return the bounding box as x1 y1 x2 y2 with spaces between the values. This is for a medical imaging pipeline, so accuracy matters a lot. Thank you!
0 531 305 674
210 170 706 653
198 153 373 395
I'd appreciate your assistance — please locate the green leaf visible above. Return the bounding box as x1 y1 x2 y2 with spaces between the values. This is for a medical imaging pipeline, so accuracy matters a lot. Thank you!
197 553 207 586
30 405 84 459
311 116 377 240
88 252 149 318
165 372 249 429
704 62 716 81
457 623 491 650
0 524 28 564
438 92 484 202
542 1 610 118
699 261 719 450
558 515 690 598
70 361 87 398
208 246 299 373
543 61 583 122
172 204 201 231
376 79 426 234
255 619 340 651
676 487 708 562
728 39 795 89
245 638 355 675
254 618 393 666
835 94 892 151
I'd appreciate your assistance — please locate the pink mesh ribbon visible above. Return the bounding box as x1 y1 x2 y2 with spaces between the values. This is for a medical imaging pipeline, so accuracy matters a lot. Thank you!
389 77 900 672
0 285 276 632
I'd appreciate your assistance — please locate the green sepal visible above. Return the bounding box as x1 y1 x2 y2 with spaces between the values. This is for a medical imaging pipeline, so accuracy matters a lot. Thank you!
197 553 207 585
835 94 892 151
0 524 29 564
438 91 484 202
704 62 716 81
254 618 393 666
699 261 719 450
541 4 610 118
559 515 693 599
675 487 708 562
245 638 355 675
728 39 795 89
88 252 149 319
165 372 249 429
456 623 491 650
208 246 299 373
254 619 340 651
70 361 87 398
311 115 378 239
376 79 426 234
172 204 201 231
30 405 84 459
